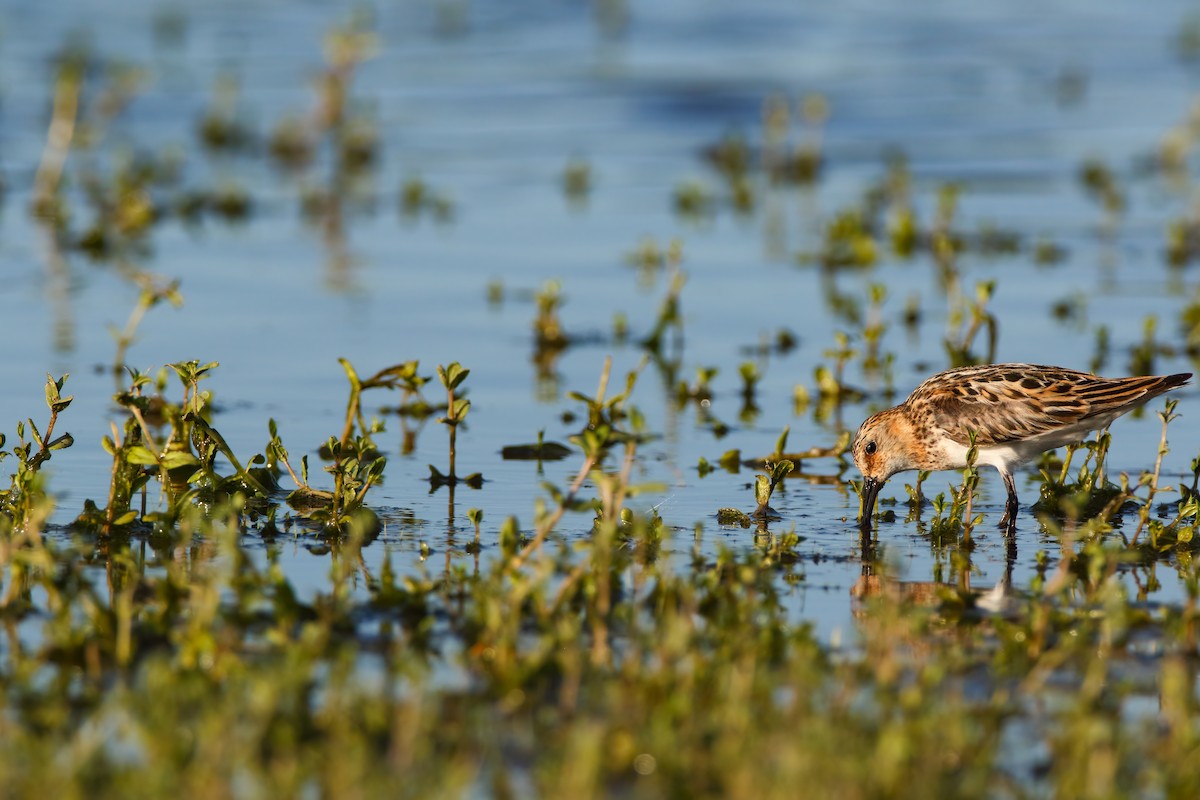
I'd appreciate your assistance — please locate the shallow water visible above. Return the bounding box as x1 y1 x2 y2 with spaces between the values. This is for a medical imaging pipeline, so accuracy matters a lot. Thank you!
2 1 1200 646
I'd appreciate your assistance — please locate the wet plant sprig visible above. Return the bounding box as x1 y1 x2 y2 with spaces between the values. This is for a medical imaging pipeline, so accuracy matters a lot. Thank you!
1132 399 1180 546
641 249 686 355
752 460 795 520
957 433 982 540
429 362 481 488
509 357 640 569
945 280 998 368
110 273 184 375
0 374 75 530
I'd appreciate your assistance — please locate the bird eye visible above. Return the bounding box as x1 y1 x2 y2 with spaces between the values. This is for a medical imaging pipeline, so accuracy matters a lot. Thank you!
865 441 877 455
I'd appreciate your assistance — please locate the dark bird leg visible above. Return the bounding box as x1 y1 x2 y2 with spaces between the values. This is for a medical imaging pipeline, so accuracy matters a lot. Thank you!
997 469 1019 532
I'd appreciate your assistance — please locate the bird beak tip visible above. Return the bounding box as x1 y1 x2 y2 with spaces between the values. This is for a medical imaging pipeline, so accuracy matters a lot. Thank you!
858 477 882 529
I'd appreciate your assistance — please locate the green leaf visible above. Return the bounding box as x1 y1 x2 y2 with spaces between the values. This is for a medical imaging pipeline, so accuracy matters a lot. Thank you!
499 516 520 556
718 449 741 470
624 481 670 497
268 441 289 463
771 459 795 482
126 446 160 466
27 419 43 449
754 474 770 506
774 426 790 456
438 362 469 391
114 510 139 526
338 357 362 389
168 360 198 383
161 450 201 470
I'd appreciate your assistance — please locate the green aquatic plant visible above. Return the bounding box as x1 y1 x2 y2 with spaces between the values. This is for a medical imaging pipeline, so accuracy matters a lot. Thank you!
944 280 998 367
1079 157 1126 221
400 176 455 222
623 236 681 288
267 116 316 171
802 206 878 268
562 157 592 202
30 51 84 221
902 470 930 524
532 279 569 351
0 375 74 531
882 155 919 256
861 283 888 373
31 48 150 225
1 355 1200 799
276 358 407 530
508 359 629 567
109 272 184 376
1033 237 1068 265
1132 399 1181 547
752 459 795 519
955 433 982 540
811 331 864 412
337 115 379 175
640 255 686 356
77 358 398 536
702 130 751 179
429 362 482 489
118 361 213 508
772 93 827 185
737 361 762 424
1031 430 1131 532
672 179 715 219
74 151 174 256
197 73 255 153
675 365 718 407
1129 315 1170 377
105 361 274 525
207 182 253 222
700 131 756 212
1167 216 1200 268
308 433 385 534
1050 292 1087 326
916 435 983 546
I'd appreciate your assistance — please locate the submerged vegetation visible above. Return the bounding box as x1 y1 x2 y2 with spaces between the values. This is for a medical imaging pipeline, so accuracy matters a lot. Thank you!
4 351 1200 796
4 5 1200 798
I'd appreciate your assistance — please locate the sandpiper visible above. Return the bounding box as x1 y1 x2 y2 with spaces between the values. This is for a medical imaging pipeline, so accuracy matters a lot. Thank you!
852 364 1191 530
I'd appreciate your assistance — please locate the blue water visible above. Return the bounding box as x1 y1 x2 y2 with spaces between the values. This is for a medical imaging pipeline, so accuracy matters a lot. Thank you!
1 1 1199 642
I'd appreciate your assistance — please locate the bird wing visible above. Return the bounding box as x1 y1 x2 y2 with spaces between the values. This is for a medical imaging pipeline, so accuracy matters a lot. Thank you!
910 364 1177 447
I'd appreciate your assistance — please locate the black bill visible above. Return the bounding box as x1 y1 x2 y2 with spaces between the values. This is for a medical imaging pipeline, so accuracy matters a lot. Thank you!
859 477 882 531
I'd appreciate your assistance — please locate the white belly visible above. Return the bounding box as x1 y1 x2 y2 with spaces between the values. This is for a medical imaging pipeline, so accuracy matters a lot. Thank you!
931 424 1099 474
935 437 1038 475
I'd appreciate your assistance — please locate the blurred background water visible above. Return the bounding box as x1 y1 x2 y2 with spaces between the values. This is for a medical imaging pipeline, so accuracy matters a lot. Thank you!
2 0 1200 641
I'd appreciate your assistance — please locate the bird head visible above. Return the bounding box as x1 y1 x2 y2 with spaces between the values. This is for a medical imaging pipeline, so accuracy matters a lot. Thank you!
852 408 917 528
